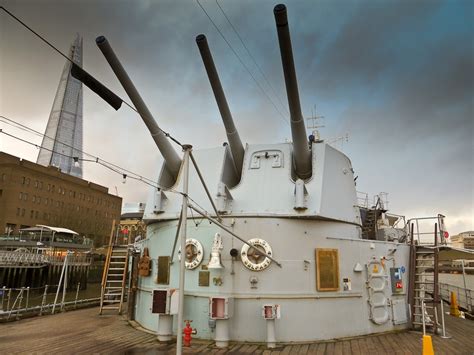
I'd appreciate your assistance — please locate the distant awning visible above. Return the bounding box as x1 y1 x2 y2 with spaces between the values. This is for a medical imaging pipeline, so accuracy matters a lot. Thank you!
19 225 79 235
438 246 474 261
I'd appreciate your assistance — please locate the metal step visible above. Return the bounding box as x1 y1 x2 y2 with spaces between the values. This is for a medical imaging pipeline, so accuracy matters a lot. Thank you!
415 281 435 284
412 321 435 326
413 305 434 309
414 297 434 301
109 268 125 271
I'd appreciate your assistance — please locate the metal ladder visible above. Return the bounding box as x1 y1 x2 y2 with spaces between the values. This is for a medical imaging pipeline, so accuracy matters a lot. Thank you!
411 246 438 331
409 221 444 335
99 221 129 315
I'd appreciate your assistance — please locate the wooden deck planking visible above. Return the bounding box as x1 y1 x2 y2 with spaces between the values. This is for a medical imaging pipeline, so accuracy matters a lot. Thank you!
1 306 473 354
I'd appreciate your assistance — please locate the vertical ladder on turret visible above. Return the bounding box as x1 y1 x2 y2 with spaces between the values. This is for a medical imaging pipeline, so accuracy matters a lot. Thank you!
99 221 129 315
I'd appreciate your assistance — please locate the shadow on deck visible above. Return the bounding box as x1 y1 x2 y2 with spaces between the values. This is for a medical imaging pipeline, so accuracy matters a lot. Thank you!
0 307 473 354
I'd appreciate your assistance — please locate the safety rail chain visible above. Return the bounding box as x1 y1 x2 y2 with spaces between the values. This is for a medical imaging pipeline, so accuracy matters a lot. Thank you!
0 284 99 321
0 251 91 266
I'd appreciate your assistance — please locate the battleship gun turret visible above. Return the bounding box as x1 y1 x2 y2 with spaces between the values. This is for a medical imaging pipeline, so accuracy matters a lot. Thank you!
95 36 182 188
274 4 312 180
196 34 244 186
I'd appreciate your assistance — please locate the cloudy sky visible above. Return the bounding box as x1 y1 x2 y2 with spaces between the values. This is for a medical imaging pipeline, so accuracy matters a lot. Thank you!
0 0 472 235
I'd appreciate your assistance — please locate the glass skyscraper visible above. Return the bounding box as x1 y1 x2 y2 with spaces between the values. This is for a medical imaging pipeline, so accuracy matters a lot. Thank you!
37 34 83 178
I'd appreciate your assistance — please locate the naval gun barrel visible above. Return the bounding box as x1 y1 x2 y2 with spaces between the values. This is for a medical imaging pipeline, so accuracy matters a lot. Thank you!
196 34 244 180
95 36 182 187
274 4 312 180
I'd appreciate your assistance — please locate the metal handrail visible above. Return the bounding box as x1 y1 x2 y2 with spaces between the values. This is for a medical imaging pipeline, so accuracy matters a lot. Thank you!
438 282 472 313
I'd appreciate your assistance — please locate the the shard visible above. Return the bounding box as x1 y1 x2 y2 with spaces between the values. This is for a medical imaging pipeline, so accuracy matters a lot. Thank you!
37 34 83 178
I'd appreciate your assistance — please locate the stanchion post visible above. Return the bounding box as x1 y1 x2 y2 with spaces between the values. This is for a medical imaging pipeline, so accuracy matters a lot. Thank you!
176 144 192 355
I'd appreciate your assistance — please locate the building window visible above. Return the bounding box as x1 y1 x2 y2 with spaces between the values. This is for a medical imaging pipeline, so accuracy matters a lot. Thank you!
16 208 20 216
24 193 28 201
32 195 36 203
315 248 339 292
34 180 38 188
19 192 23 200
26 178 30 186
39 181 43 189
1 173 6 181
22 176 26 185
21 208 25 217
37 197 41 204
47 184 51 192
30 210 34 218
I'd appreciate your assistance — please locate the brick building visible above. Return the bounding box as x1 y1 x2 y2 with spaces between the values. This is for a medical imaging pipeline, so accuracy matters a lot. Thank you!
0 152 122 246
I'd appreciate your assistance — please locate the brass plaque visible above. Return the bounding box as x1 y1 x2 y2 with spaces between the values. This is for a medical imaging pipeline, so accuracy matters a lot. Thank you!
315 248 339 291
198 271 210 287
157 256 170 285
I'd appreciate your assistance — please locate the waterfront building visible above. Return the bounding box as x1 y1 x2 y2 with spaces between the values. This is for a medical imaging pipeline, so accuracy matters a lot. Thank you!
36 34 84 178
0 152 121 246
450 231 474 250
119 202 146 243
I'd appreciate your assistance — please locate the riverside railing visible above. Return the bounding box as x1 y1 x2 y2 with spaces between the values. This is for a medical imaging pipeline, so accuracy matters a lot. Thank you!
0 251 92 267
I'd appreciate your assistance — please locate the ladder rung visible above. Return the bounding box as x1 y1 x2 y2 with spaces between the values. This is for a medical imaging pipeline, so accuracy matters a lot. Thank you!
415 281 434 284
414 297 434 300
107 280 123 283
109 268 125 270
412 321 435 326
106 286 123 290
101 306 120 310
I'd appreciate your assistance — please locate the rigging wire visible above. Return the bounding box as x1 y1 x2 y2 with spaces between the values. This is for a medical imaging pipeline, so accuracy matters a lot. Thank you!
0 115 157 186
195 0 289 126
1 126 228 229
0 6 184 149
0 127 174 192
215 0 289 116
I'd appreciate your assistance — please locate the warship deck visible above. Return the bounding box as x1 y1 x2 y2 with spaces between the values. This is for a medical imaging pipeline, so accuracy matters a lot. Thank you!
1 307 473 354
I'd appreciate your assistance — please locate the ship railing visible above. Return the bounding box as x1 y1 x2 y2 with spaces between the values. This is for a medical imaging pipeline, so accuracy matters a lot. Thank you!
356 191 369 209
356 191 389 210
407 215 448 246
438 282 473 313
0 284 100 321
